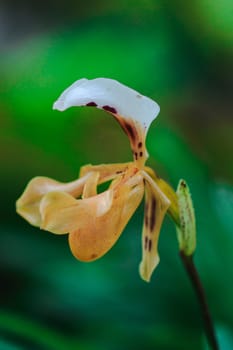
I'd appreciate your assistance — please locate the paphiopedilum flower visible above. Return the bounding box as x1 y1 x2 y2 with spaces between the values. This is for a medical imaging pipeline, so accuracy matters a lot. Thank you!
16 78 181 282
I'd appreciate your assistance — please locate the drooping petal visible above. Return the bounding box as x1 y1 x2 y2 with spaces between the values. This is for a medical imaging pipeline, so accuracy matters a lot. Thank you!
53 78 160 165
40 166 144 261
16 163 132 228
16 174 91 227
139 172 170 282
40 190 114 234
70 172 144 261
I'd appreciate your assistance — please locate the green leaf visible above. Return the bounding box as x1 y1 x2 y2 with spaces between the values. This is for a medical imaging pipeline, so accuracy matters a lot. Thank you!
203 324 233 350
0 338 23 350
209 181 233 236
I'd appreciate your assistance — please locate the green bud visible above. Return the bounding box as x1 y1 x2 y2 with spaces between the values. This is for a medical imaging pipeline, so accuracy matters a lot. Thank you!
176 179 196 256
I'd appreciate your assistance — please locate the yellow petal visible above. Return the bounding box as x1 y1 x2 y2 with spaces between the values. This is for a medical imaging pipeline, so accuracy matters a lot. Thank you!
40 167 144 261
40 189 114 234
16 174 90 227
139 172 170 282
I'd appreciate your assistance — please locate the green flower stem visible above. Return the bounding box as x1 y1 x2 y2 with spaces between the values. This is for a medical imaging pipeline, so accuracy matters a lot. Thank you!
179 252 219 350
153 174 219 349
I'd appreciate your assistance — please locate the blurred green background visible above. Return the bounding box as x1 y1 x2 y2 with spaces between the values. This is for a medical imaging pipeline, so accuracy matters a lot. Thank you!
1 1 233 349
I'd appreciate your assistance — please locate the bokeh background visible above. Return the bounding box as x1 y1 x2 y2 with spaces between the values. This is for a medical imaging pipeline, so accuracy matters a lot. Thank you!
1 1 233 349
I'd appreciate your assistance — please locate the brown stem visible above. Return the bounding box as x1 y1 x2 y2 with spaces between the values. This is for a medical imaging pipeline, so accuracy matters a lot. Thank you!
180 251 219 350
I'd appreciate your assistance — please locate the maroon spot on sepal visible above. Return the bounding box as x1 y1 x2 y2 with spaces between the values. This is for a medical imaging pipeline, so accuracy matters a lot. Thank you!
148 239 152 252
138 142 143 148
86 102 97 107
144 202 149 227
102 105 117 114
123 121 136 142
150 197 156 232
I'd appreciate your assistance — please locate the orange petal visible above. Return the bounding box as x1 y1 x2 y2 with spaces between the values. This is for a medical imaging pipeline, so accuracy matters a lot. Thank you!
40 168 144 261
69 172 144 261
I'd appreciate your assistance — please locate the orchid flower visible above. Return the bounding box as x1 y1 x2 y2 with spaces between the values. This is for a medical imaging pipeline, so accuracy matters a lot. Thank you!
16 78 217 350
16 78 182 282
